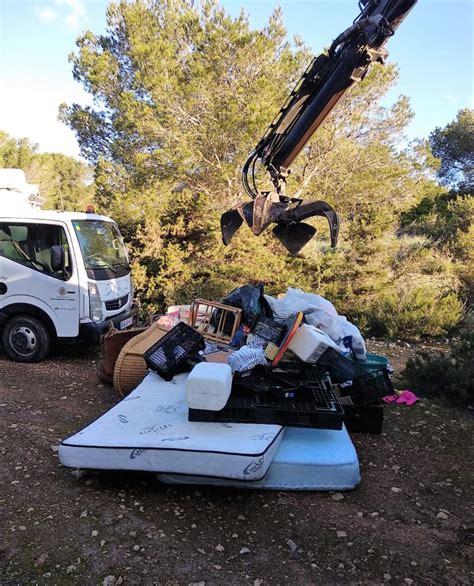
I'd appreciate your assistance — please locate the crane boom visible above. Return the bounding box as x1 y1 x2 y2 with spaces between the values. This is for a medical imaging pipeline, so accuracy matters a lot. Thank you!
221 0 417 254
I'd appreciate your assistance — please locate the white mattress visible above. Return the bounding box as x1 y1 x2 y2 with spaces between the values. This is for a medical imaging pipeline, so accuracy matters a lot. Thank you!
59 371 283 481
158 426 361 491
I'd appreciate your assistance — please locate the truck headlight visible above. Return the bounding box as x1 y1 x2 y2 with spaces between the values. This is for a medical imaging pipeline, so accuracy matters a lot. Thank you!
88 282 103 323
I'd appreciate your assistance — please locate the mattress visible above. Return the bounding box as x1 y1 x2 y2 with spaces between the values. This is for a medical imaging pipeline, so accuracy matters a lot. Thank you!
157 426 360 491
59 371 283 481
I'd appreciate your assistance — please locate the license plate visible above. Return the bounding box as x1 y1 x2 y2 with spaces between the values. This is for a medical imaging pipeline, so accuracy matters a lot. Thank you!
119 317 133 330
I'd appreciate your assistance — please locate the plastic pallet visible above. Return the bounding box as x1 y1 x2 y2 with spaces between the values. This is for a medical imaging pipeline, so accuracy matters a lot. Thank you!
343 401 384 434
189 369 344 430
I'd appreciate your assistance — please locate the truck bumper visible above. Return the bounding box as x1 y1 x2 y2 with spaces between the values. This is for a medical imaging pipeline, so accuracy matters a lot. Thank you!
78 305 139 343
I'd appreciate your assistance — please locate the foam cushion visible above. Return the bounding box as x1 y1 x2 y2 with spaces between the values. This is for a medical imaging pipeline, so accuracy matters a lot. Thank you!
186 362 232 411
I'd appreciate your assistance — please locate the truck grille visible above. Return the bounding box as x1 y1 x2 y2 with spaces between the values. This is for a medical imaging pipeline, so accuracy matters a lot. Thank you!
105 294 128 311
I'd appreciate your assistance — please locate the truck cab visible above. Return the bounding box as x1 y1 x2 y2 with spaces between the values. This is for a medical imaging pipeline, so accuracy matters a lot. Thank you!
0 169 137 362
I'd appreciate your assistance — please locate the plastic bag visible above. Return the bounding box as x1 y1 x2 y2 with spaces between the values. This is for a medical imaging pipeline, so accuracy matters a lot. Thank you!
336 316 367 361
221 284 272 326
265 288 343 341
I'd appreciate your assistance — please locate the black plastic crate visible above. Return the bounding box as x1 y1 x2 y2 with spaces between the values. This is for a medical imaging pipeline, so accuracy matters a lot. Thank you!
144 322 205 381
343 401 384 434
251 316 286 345
317 347 367 383
189 367 344 430
343 369 394 405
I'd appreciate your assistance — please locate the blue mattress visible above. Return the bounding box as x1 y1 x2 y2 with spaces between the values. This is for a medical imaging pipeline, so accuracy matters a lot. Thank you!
158 426 361 491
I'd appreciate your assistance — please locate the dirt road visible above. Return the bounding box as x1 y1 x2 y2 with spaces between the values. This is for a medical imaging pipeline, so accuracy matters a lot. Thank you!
0 342 472 585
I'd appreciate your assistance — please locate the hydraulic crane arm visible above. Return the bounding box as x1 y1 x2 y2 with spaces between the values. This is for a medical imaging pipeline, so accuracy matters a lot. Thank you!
221 0 417 254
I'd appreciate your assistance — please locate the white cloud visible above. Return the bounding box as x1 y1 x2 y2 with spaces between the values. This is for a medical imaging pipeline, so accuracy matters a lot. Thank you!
0 73 93 159
34 5 58 24
55 0 86 29
442 93 460 104
33 0 86 30
65 10 80 28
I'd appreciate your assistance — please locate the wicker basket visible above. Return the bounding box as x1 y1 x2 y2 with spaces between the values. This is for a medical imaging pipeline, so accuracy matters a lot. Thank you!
99 325 147 385
113 321 168 398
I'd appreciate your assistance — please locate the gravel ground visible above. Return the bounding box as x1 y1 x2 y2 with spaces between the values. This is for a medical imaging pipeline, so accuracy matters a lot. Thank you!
0 340 473 585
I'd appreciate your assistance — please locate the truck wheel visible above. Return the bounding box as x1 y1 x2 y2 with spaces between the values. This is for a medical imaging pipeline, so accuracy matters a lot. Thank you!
2 315 51 363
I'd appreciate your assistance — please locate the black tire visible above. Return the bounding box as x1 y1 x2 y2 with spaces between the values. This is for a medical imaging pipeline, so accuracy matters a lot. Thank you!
2 315 51 363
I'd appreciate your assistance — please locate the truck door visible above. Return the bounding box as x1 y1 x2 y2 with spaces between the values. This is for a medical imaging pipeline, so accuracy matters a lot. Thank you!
0 226 8 299
0 221 80 337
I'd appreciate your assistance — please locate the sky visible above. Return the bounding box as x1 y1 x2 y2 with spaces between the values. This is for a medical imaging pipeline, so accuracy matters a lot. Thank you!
0 0 472 159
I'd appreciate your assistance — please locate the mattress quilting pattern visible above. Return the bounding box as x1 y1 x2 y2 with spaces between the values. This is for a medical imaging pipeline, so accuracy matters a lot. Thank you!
59 371 283 481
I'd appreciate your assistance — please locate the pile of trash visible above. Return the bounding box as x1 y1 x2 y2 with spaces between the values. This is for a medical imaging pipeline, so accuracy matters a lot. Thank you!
60 284 398 490
143 284 395 433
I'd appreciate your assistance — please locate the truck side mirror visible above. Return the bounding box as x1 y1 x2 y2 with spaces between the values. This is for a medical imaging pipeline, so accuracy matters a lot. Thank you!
51 245 65 272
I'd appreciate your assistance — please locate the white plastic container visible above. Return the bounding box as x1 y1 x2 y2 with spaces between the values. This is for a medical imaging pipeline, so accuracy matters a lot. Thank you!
288 324 340 363
185 362 233 411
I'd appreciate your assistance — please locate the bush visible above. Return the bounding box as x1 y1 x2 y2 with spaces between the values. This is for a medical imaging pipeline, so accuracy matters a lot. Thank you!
401 327 474 406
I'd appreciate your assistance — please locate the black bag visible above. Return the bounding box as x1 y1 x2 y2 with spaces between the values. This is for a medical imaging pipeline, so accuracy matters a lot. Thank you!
220 283 273 327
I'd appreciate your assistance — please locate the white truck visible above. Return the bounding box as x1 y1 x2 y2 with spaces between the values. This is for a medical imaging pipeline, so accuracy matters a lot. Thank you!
0 169 137 362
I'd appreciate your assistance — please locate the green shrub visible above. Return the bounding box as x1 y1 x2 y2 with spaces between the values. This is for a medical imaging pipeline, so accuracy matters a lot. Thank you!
401 328 474 406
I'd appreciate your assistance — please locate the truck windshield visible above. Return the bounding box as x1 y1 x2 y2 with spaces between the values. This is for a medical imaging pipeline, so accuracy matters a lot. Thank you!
72 220 129 278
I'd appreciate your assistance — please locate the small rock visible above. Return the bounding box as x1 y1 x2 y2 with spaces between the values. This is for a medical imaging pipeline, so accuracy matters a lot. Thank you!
404 579 414 585
384 574 391 581
240 547 251 555
336 531 347 538
437 511 449 520
197 548 206 555
66 565 76 574
132 545 140 551
215 544 225 552
35 553 48 567
91 530 99 537
254 580 263 586
286 539 297 552
356 512 363 518
212 565 222 570
129 530 137 537
18 526 26 531
391 487 402 493
237 514 246 521
80 510 88 518
331 493 344 501
103 577 117 586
